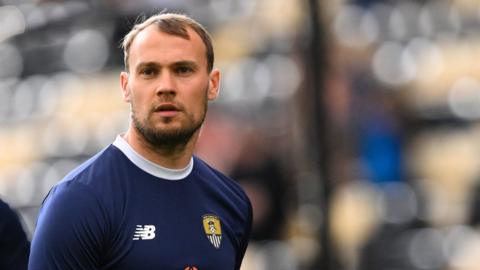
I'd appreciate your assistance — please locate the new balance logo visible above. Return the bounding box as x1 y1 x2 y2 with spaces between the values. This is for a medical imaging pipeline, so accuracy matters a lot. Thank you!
133 225 156 240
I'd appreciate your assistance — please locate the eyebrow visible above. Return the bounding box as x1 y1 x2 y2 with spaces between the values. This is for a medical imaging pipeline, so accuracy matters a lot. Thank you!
135 60 199 71
135 61 159 72
171 60 199 70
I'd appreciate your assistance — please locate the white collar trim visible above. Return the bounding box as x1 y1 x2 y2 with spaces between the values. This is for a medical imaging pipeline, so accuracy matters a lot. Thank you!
112 135 193 180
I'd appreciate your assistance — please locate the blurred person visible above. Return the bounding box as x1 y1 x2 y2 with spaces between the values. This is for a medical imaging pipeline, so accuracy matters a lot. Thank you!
229 129 288 241
0 198 30 270
29 13 252 270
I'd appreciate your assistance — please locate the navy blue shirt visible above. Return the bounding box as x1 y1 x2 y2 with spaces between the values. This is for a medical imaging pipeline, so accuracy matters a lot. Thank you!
0 199 29 270
29 136 252 270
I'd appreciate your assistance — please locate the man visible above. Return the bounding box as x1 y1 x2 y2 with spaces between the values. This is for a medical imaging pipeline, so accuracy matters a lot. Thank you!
29 13 252 270
0 198 30 270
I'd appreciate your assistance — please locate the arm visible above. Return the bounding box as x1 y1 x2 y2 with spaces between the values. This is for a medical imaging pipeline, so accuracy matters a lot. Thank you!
29 182 108 270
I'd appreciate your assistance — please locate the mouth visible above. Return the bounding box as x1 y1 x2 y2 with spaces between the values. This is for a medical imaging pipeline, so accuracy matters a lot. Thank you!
153 103 181 117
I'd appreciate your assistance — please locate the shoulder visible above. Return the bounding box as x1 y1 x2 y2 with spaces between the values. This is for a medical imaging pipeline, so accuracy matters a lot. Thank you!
30 146 133 268
40 178 108 233
33 163 112 255
60 144 124 187
193 156 252 228
40 145 126 225
194 156 250 204
31 182 108 269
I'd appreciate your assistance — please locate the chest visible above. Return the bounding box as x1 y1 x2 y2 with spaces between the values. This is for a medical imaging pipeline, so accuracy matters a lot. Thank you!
104 180 240 270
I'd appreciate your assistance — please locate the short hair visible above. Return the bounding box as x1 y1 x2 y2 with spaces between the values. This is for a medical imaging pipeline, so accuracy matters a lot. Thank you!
121 13 214 72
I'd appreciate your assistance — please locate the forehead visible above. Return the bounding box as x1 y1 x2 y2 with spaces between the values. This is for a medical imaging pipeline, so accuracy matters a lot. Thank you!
128 24 207 68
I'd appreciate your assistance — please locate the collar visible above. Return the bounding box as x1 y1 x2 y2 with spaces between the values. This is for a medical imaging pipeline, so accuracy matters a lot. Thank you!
112 135 193 180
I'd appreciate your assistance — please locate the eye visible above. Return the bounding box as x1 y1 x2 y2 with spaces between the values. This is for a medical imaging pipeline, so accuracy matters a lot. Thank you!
175 66 194 75
140 67 157 77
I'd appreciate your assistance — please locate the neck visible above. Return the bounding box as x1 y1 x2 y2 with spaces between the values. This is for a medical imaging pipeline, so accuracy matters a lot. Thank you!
122 127 198 169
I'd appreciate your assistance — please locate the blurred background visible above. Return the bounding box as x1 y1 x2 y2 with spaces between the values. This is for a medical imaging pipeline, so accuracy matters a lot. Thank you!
2 0 480 269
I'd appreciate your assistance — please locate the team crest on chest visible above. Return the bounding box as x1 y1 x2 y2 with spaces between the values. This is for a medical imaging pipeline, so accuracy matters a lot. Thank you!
202 214 222 248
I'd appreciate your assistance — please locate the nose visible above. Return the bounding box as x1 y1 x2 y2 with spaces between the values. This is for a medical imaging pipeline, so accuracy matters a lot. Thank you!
155 71 176 96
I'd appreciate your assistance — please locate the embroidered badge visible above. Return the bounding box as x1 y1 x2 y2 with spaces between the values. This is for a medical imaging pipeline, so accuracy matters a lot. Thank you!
202 214 222 248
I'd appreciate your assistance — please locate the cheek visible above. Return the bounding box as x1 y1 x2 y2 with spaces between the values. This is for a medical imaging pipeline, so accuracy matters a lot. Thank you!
191 88 208 109
130 91 151 115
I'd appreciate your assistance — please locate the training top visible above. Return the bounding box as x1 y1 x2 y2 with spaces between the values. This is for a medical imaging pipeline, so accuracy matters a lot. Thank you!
29 136 252 270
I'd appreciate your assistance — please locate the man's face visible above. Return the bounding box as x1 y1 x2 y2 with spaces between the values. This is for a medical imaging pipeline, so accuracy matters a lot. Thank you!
120 25 219 148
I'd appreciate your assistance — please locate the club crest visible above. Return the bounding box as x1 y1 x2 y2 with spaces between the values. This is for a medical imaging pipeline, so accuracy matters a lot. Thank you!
202 214 222 248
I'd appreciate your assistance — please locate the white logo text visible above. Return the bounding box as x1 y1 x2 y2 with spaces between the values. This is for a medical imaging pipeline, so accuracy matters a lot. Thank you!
133 225 156 240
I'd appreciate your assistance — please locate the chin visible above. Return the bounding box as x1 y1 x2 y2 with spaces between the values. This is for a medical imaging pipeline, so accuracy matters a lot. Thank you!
154 122 184 132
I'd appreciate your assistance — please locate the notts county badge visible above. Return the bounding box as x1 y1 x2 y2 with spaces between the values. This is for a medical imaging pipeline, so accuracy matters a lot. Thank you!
202 214 222 248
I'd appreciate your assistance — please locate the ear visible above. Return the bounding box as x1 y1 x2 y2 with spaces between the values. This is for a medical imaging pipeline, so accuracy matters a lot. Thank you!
207 68 220 101
120 71 131 102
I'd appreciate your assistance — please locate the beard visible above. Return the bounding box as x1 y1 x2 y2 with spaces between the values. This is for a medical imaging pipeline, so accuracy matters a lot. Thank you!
131 90 208 152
